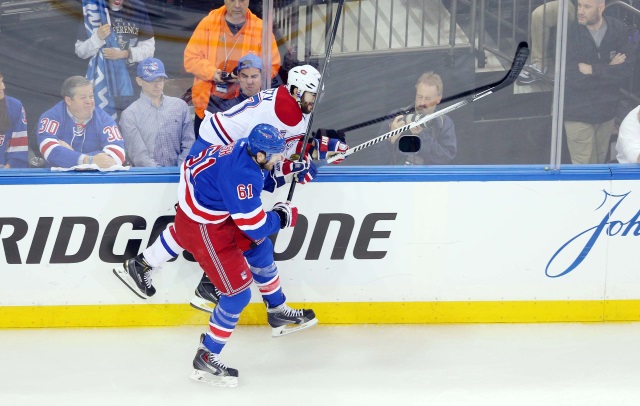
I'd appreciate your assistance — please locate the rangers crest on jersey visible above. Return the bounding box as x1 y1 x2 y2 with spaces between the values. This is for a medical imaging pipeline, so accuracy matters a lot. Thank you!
74 124 86 138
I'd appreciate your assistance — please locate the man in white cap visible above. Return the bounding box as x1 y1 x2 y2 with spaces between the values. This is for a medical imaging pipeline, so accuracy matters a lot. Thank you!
119 57 195 167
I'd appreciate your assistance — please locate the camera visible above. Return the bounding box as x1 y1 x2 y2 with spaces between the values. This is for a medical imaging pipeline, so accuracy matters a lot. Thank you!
220 71 234 82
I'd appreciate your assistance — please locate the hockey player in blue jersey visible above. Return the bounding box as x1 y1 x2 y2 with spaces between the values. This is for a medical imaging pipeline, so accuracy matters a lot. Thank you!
174 124 314 387
37 76 126 169
114 65 347 315
0 71 28 168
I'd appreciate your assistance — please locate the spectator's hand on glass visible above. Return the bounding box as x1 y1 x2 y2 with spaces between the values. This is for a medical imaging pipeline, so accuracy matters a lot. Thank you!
97 23 111 41
610 53 626 66
578 63 593 75
91 153 116 168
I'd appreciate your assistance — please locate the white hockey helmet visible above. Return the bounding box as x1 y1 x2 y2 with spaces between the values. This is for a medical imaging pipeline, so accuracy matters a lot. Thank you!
286 65 321 96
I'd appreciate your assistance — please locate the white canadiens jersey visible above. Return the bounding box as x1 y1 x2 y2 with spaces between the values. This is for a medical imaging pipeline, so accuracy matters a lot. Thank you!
198 85 308 157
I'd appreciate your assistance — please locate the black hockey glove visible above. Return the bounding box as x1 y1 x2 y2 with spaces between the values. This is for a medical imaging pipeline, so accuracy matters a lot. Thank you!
272 202 298 229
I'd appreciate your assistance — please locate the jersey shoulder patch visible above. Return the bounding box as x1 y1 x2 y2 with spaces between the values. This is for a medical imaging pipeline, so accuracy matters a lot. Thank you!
274 86 303 127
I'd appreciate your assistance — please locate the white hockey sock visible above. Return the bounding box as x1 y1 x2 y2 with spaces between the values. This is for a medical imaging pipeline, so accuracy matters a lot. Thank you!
143 225 184 267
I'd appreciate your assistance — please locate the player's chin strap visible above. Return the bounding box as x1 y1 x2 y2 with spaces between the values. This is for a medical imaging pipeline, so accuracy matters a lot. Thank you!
286 0 345 204
322 41 530 166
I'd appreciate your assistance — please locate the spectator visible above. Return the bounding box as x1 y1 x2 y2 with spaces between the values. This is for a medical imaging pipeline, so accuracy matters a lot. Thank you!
518 0 576 85
184 0 281 136
216 53 264 112
37 76 125 169
0 70 28 168
377 72 456 165
563 0 635 164
76 0 155 118
119 58 195 167
615 105 640 163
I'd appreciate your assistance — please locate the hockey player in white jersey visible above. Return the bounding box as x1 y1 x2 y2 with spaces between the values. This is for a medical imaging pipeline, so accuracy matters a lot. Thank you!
114 65 349 336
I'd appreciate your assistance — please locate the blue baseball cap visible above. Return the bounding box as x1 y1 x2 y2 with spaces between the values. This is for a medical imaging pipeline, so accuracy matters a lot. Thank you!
237 53 263 72
137 58 168 81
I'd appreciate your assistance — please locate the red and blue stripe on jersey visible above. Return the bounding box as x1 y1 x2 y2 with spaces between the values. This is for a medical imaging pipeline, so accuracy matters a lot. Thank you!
36 101 125 168
0 96 28 168
178 139 281 241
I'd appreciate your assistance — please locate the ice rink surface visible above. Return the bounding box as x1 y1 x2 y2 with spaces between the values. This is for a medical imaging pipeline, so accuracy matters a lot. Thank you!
1 322 640 406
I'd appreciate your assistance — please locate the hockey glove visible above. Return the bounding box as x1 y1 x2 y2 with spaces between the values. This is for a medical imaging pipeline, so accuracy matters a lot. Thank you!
270 156 312 189
297 159 317 184
313 136 349 164
314 128 346 143
272 202 298 229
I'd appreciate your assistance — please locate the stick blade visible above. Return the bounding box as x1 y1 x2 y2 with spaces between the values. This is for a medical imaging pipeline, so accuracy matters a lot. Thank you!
508 41 531 80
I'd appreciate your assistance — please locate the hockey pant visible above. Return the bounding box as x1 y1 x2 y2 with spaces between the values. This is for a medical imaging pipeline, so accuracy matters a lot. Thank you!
168 209 286 305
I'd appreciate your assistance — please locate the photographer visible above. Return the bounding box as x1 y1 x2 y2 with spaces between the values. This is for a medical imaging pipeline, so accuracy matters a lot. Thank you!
184 0 281 137
379 72 457 165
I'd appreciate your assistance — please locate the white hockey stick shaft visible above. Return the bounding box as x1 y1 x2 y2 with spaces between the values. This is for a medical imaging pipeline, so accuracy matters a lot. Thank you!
325 42 530 164
326 97 474 163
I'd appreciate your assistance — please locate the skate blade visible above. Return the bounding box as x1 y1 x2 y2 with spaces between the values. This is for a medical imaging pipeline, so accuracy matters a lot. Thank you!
190 370 238 388
271 318 319 338
189 296 216 314
112 267 149 300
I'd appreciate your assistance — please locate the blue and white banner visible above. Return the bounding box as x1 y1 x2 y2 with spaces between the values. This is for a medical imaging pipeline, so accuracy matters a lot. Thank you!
82 0 133 118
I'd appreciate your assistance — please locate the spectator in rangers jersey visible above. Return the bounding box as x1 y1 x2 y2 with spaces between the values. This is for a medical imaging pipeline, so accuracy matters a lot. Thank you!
175 124 314 386
37 76 126 169
76 0 155 117
0 71 28 168
114 65 346 318
376 71 456 165
119 58 195 167
184 0 281 136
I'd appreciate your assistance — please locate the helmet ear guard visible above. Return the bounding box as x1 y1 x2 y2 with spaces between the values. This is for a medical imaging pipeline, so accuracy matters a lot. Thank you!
286 65 321 96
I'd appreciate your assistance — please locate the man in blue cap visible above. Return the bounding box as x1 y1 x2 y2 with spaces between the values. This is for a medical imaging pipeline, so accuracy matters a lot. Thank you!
217 53 265 112
119 57 195 167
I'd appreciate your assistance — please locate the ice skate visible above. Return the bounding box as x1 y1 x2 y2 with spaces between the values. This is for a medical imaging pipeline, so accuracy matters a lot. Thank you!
190 345 238 388
112 254 156 299
267 302 318 337
189 278 221 313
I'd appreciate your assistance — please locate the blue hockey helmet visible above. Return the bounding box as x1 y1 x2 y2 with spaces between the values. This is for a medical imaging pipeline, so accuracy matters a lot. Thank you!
247 123 285 160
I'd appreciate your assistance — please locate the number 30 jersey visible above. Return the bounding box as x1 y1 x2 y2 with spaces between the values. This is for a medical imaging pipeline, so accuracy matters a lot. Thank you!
36 101 125 168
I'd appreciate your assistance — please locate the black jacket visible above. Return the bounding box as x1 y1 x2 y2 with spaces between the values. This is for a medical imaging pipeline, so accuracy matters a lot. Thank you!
564 16 635 123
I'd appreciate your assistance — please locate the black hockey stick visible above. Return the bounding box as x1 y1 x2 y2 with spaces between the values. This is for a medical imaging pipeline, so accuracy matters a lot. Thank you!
286 0 345 203
324 42 530 164
337 42 530 134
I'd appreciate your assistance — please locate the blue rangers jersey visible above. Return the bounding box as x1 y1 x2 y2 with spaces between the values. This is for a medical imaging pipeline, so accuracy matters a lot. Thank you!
178 139 281 241
0 96 28 168
37 101 125 168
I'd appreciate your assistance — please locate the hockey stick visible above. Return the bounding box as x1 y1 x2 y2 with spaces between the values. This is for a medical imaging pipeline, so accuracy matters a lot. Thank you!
337 44 529 134
324 42 530 164
286 0 345 203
